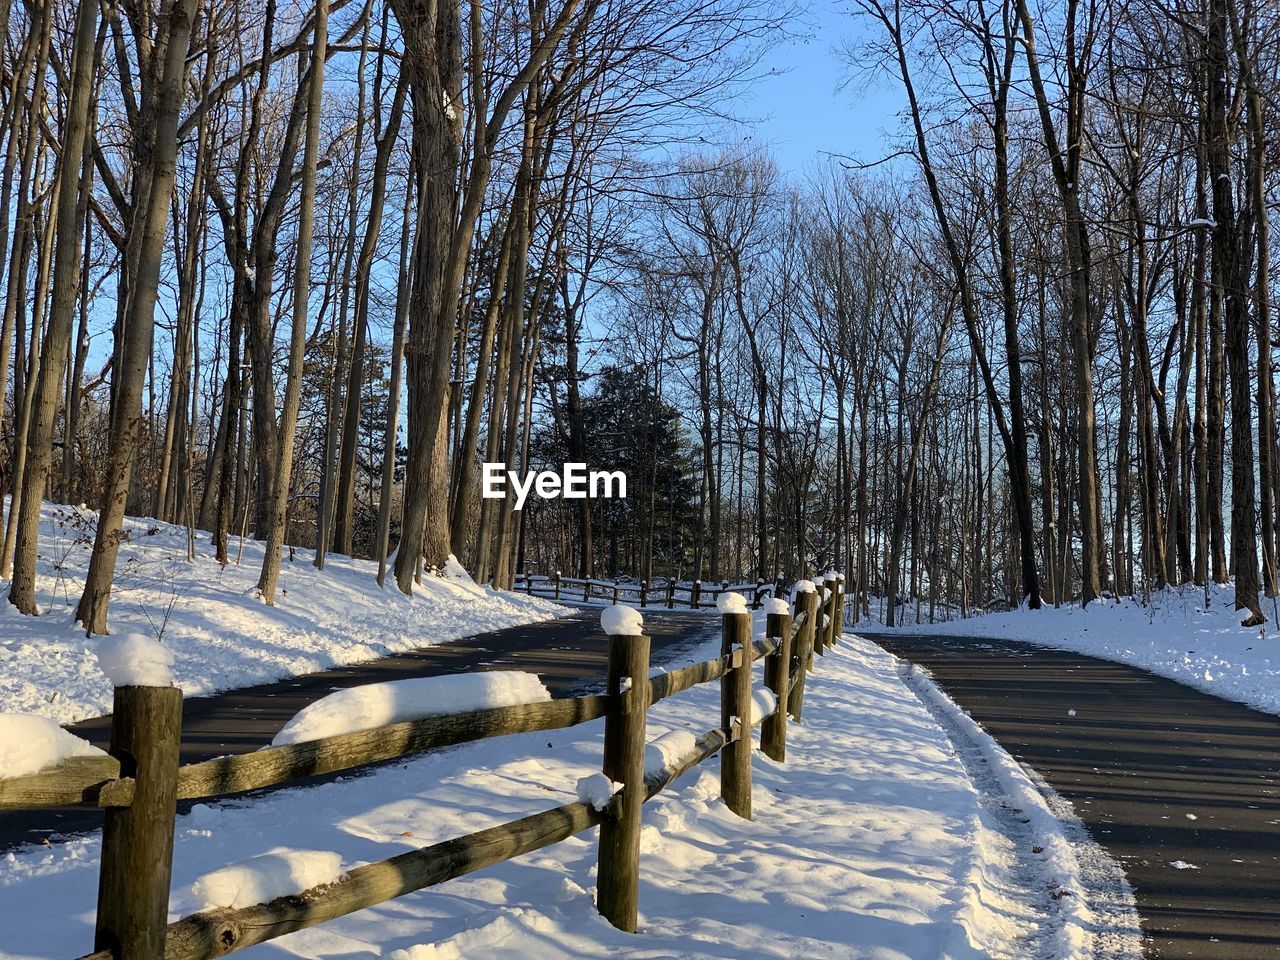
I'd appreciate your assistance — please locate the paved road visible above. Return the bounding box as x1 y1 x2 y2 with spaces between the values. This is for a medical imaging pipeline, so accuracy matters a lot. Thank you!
3 610 716 853
865 632 1280 960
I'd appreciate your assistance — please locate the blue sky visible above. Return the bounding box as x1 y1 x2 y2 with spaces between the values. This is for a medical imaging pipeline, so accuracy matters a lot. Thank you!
736 2 907 177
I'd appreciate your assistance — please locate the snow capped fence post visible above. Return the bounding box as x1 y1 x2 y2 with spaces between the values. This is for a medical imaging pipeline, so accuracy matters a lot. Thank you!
761 600 793 762
719 596 753 820
597 606 649 932
691 580 701 609
823 575 840 649
94 683 182 959
553 570 561 600
789 586 819 722
834 574 846 638
639 580 648 607
666 580 675 608
812 582 827 659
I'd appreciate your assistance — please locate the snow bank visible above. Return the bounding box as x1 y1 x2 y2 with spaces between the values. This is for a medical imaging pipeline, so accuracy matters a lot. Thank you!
0 500 565 724
388 909 557 960
600 604 642 636
272 672 552 745
575 774 621 811
0 714 106 779
190 848 344 910
902 664 1102 958
715 592 748 615
96 632 174 687
762 597 790 616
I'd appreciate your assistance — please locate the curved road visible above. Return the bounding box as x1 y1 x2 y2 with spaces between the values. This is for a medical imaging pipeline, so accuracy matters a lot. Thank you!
2 609 715 853
864 632 1280 960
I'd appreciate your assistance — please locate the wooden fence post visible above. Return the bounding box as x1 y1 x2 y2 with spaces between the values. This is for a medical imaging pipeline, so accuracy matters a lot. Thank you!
597 628 650 932
639 580 648 607
691 580 701 609
761 606 792 762
554 570 561 600
789 588 818 721
94 684 183 959
831 575 845 643
720 610 752 819
823 575 839 649
812 580 827 658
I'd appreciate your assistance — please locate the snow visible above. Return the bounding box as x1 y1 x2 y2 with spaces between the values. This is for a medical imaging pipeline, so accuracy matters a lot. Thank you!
95 632 174 687
0 714 106 780
792 579 815 595
188 848 344 910
0 623 1140 960
600 604 643 636
901 664 1102 957
748 688 776 725
0 500 565 724
714 591 748 614
874 583 1280 718
575 774 621 811
644 729 698 777
762 597 790 615
272 672 553 745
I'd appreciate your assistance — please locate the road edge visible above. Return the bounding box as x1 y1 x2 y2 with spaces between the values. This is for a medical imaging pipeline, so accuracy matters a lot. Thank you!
893 654 1146 960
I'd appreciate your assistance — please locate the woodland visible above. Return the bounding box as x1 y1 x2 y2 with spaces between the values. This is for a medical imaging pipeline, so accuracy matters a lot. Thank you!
0 0 1277 631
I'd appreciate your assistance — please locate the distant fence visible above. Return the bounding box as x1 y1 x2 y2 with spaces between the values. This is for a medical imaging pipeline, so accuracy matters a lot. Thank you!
2 577 846 959
515 573 793 610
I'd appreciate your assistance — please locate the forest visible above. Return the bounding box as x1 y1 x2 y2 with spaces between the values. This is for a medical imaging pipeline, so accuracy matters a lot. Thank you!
0 0 1277 632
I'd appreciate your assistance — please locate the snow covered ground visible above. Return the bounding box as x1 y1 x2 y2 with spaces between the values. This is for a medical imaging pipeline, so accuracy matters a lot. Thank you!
0 501 565 724
0 628 1140 959
866 583 1280 717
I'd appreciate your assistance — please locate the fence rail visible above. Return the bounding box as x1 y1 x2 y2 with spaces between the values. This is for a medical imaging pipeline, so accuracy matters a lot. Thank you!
514 572 795 610
9 577 845 960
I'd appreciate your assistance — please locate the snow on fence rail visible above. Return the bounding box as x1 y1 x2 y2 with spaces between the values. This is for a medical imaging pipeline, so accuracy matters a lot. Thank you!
514 572 793 610
4 577 846 960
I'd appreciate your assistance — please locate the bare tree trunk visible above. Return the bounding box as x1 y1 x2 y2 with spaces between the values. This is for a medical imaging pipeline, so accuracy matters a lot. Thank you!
77 0 199 634
258 0 327 604
375 179 415 587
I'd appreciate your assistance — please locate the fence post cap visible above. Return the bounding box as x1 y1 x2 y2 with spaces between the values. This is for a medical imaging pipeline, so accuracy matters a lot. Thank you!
601 605 644 636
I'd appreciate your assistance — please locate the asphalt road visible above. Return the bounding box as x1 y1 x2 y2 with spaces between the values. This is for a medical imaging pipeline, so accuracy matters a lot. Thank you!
864 631 1280 960
3 609 717 853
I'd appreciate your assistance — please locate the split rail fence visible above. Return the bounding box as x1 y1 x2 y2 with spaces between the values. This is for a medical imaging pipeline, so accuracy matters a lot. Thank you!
515 573 789 610
1 576 846 960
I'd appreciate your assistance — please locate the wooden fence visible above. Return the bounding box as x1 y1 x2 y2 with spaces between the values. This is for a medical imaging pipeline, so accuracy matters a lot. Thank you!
515 573 792 610
2 577 846 960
